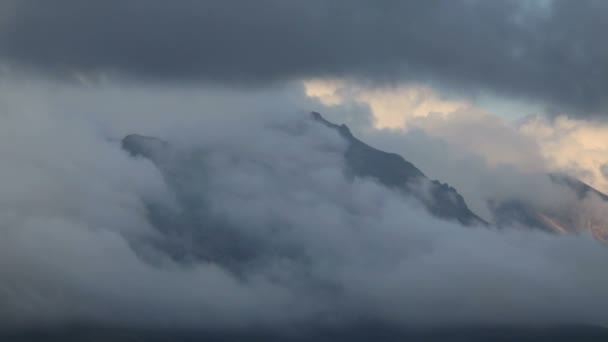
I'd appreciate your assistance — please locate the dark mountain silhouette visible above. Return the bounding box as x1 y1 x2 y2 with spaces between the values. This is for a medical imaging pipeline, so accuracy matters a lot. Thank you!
309 112 485 226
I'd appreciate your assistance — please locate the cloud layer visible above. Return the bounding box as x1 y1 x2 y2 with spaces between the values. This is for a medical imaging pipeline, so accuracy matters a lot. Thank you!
1 1 607 114
1 81 608 335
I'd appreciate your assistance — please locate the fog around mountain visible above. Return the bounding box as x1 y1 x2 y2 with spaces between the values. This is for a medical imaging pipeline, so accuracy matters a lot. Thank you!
1 83 608 339
1 2 608 338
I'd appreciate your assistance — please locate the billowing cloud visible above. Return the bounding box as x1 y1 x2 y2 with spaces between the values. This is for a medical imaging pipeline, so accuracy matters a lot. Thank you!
305 79 546 170
304 79 608 240
1 80 608 336
306 79 608 195
0 1 607 115
520 115 608 193
304 80 469 129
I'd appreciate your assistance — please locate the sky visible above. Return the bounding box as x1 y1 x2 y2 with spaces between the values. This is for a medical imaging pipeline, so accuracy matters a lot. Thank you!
1 0 608 336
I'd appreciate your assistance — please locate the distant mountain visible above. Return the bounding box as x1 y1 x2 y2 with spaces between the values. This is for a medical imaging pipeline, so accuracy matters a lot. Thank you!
492 174 608 241
310 112 608 240
310 112 485 226
122 113 485 228
114 113 608 340
122 112 608 241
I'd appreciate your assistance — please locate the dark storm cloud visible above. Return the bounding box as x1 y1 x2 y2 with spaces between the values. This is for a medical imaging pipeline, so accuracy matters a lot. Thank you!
0 0 607 114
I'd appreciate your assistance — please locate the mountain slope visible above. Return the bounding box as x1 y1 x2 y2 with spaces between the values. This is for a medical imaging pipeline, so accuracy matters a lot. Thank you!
493 174 608 241
123 113 485 228
310 112 484 226
122 112 608 240
308 113 608 240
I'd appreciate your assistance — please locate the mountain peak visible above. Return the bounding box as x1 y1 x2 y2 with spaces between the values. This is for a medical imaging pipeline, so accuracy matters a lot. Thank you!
310 111 353 138
310 111 485 226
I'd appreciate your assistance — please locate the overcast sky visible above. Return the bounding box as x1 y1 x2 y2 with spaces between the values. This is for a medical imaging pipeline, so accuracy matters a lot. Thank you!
1 0 608 337
1 0 607 115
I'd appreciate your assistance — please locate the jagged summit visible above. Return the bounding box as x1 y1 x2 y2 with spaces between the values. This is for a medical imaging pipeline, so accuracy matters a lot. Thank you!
309 112 608 238
310 111 484 226
311 111 353 138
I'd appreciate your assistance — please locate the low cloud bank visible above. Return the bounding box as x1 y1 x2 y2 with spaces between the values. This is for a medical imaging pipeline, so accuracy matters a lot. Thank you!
0 81 607 334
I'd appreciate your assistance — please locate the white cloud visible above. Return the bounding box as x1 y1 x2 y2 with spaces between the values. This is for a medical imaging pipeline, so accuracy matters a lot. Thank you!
304 79 468 129
520 115 608 193
304 78 608 195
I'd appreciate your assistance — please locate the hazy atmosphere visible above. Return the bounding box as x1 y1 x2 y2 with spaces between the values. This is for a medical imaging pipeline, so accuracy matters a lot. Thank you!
1 1 608 340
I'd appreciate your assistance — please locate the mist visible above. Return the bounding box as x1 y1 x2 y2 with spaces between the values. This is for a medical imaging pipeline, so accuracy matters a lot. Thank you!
1 80 608 336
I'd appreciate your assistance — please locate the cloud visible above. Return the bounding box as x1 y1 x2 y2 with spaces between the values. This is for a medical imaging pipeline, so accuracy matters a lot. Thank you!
304 80 469 129
306 79 608 195
1 79 608 335
305 79 546 171
0 0 607 114
520 115 608 193
305 79 608 239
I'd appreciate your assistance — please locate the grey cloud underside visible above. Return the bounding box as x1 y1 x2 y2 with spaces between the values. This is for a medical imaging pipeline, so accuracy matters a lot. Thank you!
1 0 608 114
